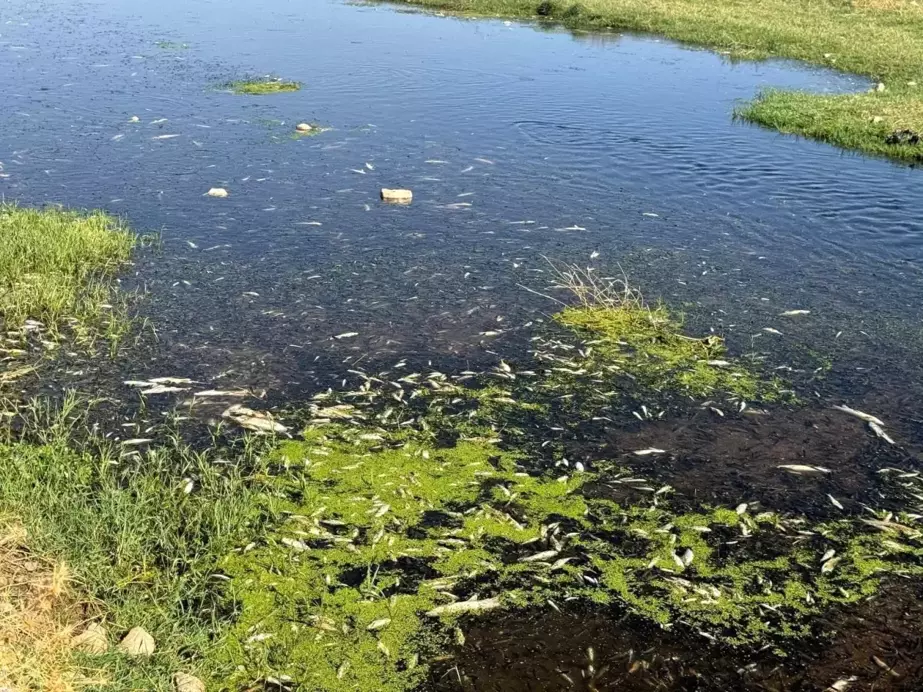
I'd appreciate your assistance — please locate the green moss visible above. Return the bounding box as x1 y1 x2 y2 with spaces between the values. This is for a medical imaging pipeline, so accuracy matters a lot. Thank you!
227 79 302 95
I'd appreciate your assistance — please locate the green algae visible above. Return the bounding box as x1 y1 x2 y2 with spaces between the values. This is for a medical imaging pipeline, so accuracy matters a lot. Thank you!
220 415 923 689
554 304 785 402
227 78 301 95
215 297 923 689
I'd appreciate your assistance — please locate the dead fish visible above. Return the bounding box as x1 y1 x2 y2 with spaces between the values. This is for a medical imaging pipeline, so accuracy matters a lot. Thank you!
869 421 895 444
474 157 494 164
425 597 501 617
152 134 180 140
222 404 288 434
366 618 391 631
871 656 900 677
780 309 810 316
680 548 694 566
778 464 831 474
827 494 844 510
193 389 250 398
642 212 659 217
820 557 840 574
633 448 666 456
826 676 858 691
333 332 359 339
519 550 559 563
821 548 836 563
762 327 784 335
832 405 885 427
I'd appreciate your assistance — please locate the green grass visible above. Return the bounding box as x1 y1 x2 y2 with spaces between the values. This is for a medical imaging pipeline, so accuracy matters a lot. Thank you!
0 204 137 342
390 0 923 161
0 395 273 689
227 78 302 95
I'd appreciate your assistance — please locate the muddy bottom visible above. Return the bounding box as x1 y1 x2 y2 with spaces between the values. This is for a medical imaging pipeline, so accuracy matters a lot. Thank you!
603 407 916 517
432 579 923 691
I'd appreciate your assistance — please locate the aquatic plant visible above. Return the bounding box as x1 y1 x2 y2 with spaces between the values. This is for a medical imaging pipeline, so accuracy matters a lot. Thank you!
227 78 301 95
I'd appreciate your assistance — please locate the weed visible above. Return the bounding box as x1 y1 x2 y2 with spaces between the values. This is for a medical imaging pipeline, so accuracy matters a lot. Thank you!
227 78 301 95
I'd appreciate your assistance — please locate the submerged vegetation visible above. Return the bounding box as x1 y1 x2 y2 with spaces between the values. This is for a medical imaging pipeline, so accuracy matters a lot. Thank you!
390 0 923 161
227 78 302 95
1 266 921 689
0 204 137 346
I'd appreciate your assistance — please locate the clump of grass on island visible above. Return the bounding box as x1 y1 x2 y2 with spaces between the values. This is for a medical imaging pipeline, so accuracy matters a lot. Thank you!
391 0 923 161
227 78 301 95
0 204 137 343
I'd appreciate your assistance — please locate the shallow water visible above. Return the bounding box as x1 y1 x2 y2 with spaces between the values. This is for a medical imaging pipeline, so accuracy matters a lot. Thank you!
3 0 923 397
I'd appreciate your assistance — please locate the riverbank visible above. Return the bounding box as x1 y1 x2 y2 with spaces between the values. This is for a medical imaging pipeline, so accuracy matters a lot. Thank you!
390 0 923 162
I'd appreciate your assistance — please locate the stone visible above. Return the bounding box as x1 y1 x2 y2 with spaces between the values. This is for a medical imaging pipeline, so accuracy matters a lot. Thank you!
117 626 156 656
206 187 228 198
71 622 109 654
295 123 313 133
380 188 413 204
173 672 206 692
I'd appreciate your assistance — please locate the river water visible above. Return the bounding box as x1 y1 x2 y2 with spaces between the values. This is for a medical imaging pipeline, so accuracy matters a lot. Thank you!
3 0 923 687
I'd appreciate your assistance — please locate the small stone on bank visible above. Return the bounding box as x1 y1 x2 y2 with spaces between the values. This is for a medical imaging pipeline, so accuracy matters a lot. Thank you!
296 123 313 133
173 672 206 692
381 188 412 204
71 622 109 654
117 626 156 656
207 187 228 198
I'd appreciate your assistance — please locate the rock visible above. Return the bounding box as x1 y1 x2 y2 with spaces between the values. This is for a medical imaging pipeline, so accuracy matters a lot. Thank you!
295 123 313 133
380 188 413 204
206 187 228 198
71 622 109 654
129 116 140 123
117 626 156 656
173 672 206 692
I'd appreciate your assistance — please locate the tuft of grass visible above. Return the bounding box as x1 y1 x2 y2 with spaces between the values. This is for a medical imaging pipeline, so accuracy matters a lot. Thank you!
0 204 137 342
227 78 301 95
389 0 923 161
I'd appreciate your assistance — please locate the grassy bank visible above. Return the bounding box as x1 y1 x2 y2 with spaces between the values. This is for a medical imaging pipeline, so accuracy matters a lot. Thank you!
390 0 923 161
0 204 137 344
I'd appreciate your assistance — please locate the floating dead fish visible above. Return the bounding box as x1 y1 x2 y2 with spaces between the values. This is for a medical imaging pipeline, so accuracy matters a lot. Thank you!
821 548 836 563
474 158 494 164
826 676 858 691
869 421 895 444
193 389 250 398
831 405 885 427
828 494 844 510
705 360 731 367
152 134 180 140
333 332 358 340
425 597 501 617
280 537 309 552
633 448 666 456
778 464 831 474
121 438 153 446
763 327 784 335
820 557 840 574
780 309 810 316
366 618 391 631
222 404 287 434
680 548 694 566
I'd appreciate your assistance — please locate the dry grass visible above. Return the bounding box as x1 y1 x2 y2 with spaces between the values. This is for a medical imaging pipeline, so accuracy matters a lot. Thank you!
0 518 94 692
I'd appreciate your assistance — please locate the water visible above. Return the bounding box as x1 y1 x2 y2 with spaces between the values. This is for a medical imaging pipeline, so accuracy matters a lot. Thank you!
3 0 922 394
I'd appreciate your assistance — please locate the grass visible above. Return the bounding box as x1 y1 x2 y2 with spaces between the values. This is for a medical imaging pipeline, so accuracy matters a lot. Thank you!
0 204 137 343
227 78 302 95
389 0 923 161
0 394 273 689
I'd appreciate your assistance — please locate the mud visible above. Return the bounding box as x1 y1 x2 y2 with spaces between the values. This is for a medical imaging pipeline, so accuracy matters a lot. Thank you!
431 580 923 691
602 407 916 517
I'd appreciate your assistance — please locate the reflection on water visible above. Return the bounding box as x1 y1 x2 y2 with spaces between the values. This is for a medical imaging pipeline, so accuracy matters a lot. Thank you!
0 0 921 405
